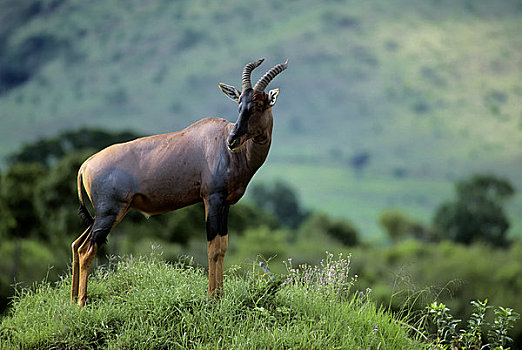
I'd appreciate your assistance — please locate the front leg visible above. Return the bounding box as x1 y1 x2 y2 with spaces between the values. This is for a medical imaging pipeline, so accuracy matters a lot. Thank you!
207 235 228 298
204 193 229 298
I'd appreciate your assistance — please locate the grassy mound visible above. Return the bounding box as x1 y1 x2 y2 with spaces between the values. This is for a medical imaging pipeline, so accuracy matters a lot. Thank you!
0 253 425 349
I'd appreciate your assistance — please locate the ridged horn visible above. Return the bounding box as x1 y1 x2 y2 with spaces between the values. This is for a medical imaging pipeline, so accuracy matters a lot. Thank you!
242 58 264 91
254 60 288 92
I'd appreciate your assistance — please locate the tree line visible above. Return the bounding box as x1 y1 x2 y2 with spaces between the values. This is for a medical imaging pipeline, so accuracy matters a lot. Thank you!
379 174 515 247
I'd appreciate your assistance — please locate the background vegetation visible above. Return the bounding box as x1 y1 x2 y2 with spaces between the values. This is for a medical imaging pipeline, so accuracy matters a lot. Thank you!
1 0 521 348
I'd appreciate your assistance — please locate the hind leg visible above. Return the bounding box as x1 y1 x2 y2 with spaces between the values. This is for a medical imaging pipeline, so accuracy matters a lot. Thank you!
77 207 129 307
71 226 92 303
77 238 99 307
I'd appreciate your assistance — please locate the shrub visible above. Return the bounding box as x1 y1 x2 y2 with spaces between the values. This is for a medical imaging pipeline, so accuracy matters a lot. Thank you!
232 226 290 264
248 181 308 229
424 299 519 349
299 213 359 246
433 174 515 246
379 209 436 243
283 252 356 297
350 241 522 347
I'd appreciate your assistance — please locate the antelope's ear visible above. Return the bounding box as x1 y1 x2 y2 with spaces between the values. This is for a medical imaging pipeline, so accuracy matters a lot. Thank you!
218 83 241 103
268 88 280 107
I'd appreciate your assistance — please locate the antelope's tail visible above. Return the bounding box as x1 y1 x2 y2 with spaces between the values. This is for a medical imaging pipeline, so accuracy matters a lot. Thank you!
77 168 94 228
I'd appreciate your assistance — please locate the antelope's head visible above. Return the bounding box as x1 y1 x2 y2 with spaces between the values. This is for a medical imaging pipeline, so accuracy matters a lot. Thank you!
219 59 288 152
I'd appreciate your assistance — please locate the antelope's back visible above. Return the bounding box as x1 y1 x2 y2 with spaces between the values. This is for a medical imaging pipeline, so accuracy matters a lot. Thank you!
81 117 234 215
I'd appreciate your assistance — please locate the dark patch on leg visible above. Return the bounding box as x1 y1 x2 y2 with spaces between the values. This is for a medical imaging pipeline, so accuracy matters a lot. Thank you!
89 227 111 247
205 140 231 241
88 167 135 247
91 167 138 208
205 193 229 241
88 211 120 247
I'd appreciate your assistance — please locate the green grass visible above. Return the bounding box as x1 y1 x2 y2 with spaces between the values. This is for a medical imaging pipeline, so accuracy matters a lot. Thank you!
0 253 425 349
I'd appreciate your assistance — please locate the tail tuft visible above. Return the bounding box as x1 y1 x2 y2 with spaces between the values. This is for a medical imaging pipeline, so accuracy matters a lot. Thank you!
77 166 94 228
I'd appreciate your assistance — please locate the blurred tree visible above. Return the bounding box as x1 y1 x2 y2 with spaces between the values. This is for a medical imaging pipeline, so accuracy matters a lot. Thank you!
299 213 359 247
34 150 92 246
228 202 279 234
0 191 15 241
379 209 437 243
0 238 64 314
1 163 48 240
379 209 408 242
162 204 204 245
233 226 290 263
433 174 515 246
456 174 514 202
249 181 308 229
7 128 140 166
0 162 48 286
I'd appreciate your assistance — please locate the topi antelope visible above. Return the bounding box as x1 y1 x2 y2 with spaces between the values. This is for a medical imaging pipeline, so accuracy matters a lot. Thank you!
71 59 287 306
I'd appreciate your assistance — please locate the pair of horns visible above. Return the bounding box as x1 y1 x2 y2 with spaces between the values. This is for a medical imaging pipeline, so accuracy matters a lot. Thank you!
241 58 288 92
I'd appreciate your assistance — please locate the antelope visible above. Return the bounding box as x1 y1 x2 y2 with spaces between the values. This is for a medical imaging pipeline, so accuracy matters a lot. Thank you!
70 59 287 307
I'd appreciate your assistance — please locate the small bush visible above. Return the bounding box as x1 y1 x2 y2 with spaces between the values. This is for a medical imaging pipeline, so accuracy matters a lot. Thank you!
424 299 519 349
284 252 356 297
299 213 359 247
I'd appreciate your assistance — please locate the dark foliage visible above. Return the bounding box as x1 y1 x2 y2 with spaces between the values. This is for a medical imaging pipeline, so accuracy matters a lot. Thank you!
8 128 141 166
0 163 48 240
317 214 359 246
379 209 438 243
300 213 359 247
249 181 308 229
433 174 515 246
0 34 67 93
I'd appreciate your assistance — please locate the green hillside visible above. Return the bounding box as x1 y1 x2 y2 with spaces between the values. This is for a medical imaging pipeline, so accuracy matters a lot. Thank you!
1 0 521 238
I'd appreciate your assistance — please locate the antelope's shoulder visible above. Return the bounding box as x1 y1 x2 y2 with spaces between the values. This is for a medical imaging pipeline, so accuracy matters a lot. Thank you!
188 117 233 132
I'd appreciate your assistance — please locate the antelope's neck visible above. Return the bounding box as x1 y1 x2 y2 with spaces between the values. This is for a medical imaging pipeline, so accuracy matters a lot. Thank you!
245 121 273 174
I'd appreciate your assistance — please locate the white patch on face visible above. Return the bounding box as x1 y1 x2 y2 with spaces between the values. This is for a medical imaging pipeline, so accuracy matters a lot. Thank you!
268 88 280 106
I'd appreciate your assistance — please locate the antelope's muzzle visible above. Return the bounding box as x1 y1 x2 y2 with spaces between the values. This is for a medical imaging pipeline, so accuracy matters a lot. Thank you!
227 134 243 152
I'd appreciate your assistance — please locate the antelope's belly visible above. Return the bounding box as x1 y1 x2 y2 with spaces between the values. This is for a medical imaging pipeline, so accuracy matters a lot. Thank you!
131 177 202 216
